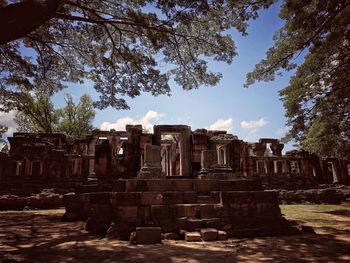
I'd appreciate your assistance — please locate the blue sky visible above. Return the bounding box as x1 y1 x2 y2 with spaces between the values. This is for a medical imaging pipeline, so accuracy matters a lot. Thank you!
1 2 298 151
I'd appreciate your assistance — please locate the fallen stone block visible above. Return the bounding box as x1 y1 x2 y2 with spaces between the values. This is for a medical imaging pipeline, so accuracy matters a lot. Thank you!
200 228 218 241
218 230 227 240
185 232 202 242
136 227 162 244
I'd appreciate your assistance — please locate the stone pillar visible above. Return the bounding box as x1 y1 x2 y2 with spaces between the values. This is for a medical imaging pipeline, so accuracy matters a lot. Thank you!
331 160 342 183
180 128 191 176
25 159 32 176
282 160 289 173
138 144 162 178
340 160 350 184
88 137 97 178
126 125 142 178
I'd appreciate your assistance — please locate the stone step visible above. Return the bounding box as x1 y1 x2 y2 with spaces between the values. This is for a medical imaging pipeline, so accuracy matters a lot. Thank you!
85 191 222 206
76 178 263 193
197 194 219 204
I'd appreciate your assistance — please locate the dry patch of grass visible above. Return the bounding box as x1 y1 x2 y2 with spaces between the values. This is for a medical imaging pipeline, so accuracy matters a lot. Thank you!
281 204 350 233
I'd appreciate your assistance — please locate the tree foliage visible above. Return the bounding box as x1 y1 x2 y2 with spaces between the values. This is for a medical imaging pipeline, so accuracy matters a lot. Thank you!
15 92 95 136
0 124 8 152
246 0 350 158
56 94 95 136
0 0 276 112
15 92 59 133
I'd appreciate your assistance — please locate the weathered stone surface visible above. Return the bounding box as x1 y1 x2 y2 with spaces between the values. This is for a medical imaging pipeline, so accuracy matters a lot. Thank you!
117 206 138 219
199 204 216 219
172 180 194 191
217 230 227 240
200 150 218 170
185 232 202 242
85 204 113 235
200 228 218 241
151 205 174 220
182 192 197 203
194 180 220 193
89 192 111 204
176 204 198 218
146 180 172 191
135 227 162 244
186 218 205 231
162 192 184 204
138 145 162 178
110 192 141 206
140 192 163 205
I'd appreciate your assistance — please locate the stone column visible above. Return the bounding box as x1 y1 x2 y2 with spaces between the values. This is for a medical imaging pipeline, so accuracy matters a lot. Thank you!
180 128 191 176
331 160 342 183
340 160 350 184
88 137 97 178
126 125 142 178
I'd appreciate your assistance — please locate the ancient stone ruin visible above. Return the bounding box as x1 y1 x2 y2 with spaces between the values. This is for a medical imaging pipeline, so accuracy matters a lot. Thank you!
0 125 349 242
1 125 349 186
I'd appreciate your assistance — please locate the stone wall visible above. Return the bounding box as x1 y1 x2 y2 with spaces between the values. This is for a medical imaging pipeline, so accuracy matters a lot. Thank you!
63 179 297 239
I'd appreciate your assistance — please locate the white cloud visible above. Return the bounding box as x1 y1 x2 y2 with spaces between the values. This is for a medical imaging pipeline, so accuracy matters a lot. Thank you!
100 110 165 132
208 118 233 132
240 118 268 129
0 110 17 136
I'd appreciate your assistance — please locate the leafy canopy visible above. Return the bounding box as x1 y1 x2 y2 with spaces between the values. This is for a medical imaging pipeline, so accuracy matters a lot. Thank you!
56 94 95 136
0 124 8 152
15 92 95 136
0 0 276 112
246 0 350 157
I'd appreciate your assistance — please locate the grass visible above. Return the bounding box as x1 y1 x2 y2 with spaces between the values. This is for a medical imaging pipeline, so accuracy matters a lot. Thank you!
280 204 350 232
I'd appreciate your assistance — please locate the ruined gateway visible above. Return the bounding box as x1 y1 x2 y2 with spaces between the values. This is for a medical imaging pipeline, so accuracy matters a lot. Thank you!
1 125 349 241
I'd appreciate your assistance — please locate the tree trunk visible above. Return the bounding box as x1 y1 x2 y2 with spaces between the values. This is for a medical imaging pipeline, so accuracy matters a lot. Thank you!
0 0 66 45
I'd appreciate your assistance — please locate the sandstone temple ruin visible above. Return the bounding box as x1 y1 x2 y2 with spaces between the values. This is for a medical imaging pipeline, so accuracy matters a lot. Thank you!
0 124 349 186
0 125 349 241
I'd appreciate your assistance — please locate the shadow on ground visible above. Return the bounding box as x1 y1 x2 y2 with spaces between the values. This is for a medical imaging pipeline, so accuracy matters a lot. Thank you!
1 209 350 262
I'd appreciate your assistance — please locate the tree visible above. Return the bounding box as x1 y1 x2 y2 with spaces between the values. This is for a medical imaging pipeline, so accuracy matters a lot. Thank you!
15 92 95 136
57 94 95 136
0 124 8 152
246 0 350 158
15 91 59 133
0 0 276 112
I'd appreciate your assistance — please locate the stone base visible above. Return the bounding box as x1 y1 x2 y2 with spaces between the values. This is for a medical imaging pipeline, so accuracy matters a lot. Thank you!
63 178 299 239
135 227 162 244
198 172 243 180
137 167 162 178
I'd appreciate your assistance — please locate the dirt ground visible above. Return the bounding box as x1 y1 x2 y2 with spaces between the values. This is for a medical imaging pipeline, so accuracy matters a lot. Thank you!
1 205 350 263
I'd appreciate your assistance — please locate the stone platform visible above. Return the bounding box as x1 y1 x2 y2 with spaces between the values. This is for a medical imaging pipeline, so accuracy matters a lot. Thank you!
63 179 298 239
